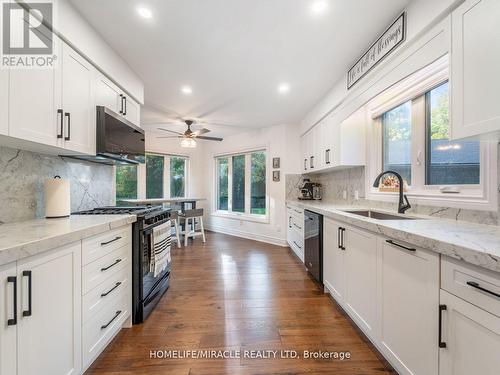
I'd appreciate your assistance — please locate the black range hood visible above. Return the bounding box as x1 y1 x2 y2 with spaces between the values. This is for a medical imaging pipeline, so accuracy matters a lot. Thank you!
66 106 145 165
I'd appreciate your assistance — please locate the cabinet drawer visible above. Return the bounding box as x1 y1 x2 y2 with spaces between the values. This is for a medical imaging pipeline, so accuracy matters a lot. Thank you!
442 256 500 317
82 289 130 369
82 266 130 324
82 225 131 266
82 245 130 295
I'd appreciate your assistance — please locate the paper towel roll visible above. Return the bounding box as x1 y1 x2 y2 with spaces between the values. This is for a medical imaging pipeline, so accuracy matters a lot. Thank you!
45 176 71 218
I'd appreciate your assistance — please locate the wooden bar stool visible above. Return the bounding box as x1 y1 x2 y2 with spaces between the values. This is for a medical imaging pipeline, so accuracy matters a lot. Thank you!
178 208 206 246
170 210 182 248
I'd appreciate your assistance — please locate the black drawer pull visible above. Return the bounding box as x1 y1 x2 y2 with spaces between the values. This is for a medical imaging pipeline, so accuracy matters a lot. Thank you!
439 304 447 348
22 270 32 317
7 276 17 326
100 236 122 246
101 310 122 330
466 281 500 299
386 239 416 252
293 223 302 230
101 259 122 272
292 240 302 250
101 282 122 297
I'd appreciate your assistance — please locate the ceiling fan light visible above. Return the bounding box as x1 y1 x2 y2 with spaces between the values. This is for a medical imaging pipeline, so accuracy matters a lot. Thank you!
181 138 197 148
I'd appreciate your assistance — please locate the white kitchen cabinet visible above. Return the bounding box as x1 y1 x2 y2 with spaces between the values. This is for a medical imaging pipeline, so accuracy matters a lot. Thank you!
439 289 500 375
61 43 96 155
0 262 17 375
343 225 378 337
286 204 304 262
0 68 7 136
9 35 62 146
96 73 141 127
336 106 366 167
451 0 500 139
16 242 81 375
323 217 346 301
378 238 440 375
124 96 141 126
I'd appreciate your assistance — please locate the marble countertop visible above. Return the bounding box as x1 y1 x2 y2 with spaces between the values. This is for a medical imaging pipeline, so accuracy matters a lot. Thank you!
0 215 137 266
287 200 500 273
121 197 206 204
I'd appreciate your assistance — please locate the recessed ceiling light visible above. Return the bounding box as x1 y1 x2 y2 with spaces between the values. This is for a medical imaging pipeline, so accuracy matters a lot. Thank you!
137 6 153 19
278 83 290 94
181 86 193 95
310 1 328 15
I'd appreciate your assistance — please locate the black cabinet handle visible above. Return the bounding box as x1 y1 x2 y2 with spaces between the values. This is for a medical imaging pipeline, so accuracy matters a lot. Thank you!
293 223 302 230
22 270 32 317
292 240 302 250
57 109 63 138
123 96 127 116
7 276 17 326
100 236 122 246
337 227 342 249
340 228 346 250
326 149 331 164
119 94 124 114
439 304 447 348
101 282 122 297
64 112 71 141
101 259 122 272
386 239 416 252
466 281 500 299
310 156 314 169
304 158 307 170
288 216 292 228
100 310 122 330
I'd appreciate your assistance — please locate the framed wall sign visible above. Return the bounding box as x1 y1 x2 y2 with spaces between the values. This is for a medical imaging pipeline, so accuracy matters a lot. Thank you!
347 12 406 89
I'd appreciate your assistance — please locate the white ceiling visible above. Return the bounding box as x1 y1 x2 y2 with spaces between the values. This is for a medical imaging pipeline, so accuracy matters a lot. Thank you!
70 0 410 137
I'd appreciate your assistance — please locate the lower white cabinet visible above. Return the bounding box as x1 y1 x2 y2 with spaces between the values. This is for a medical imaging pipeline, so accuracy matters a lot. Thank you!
378 239 440 375
439 289 500 375
0 262 17 375
323 217 346 301
286 204 304 262
343 225 378 337
16 242 82 375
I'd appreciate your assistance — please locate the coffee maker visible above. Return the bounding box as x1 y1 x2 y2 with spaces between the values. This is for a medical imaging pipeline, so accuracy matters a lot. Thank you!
299 179 322 200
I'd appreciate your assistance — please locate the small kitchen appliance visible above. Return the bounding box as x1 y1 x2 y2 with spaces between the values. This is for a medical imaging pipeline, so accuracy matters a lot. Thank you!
299 179 322 200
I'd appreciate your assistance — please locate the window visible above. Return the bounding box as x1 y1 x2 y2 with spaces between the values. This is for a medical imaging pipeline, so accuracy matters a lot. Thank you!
382 101 412 184
373 76 485 201
146 154 164 198
425 82 480 185
215 150 267 217
170 157 187 198
116 165 138 203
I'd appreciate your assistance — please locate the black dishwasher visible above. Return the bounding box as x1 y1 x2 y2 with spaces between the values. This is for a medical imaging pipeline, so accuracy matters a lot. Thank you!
304 210 323 284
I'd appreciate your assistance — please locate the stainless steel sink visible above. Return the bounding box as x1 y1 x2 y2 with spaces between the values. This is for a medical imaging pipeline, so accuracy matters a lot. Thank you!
342 210 420 220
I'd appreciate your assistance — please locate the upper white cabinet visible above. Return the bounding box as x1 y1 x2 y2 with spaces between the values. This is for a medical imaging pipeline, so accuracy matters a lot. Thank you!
323 217 346 301
439 289 500 375
124 96 141 126
378 238 440 375
0 263 17 375
451 0 500 139
16 242 81 375
61 43 96 155
300 106 365 174
0 68 7 136
9 36 62 147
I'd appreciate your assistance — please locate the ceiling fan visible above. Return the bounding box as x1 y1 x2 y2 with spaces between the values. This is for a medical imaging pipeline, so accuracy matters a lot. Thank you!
156 119 223 148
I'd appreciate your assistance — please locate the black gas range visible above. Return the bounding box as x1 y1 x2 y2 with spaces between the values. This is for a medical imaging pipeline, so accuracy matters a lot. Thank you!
75 205 171 324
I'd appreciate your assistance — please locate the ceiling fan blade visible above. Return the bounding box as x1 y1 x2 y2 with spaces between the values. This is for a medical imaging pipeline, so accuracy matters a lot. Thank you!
157 128 184 135
196 135 223 141
157 136 184 139
193 128 210 136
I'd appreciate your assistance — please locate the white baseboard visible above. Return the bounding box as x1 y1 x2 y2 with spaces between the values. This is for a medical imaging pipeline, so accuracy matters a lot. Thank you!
205 224 288 247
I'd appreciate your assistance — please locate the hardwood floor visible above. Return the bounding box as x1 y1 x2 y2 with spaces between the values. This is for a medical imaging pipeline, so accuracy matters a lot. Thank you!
86 232 396 375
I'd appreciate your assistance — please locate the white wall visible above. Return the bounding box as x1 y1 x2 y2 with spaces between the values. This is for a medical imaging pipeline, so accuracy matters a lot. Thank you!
54 0 144 103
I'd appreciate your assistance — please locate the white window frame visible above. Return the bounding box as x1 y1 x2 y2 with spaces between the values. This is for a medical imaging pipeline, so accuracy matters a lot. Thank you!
212 147 269 223
137 152 190 199
366 56 497 211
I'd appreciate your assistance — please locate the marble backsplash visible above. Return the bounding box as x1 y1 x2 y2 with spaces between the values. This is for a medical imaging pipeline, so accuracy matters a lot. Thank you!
285 167 499 226
0 146 115 223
